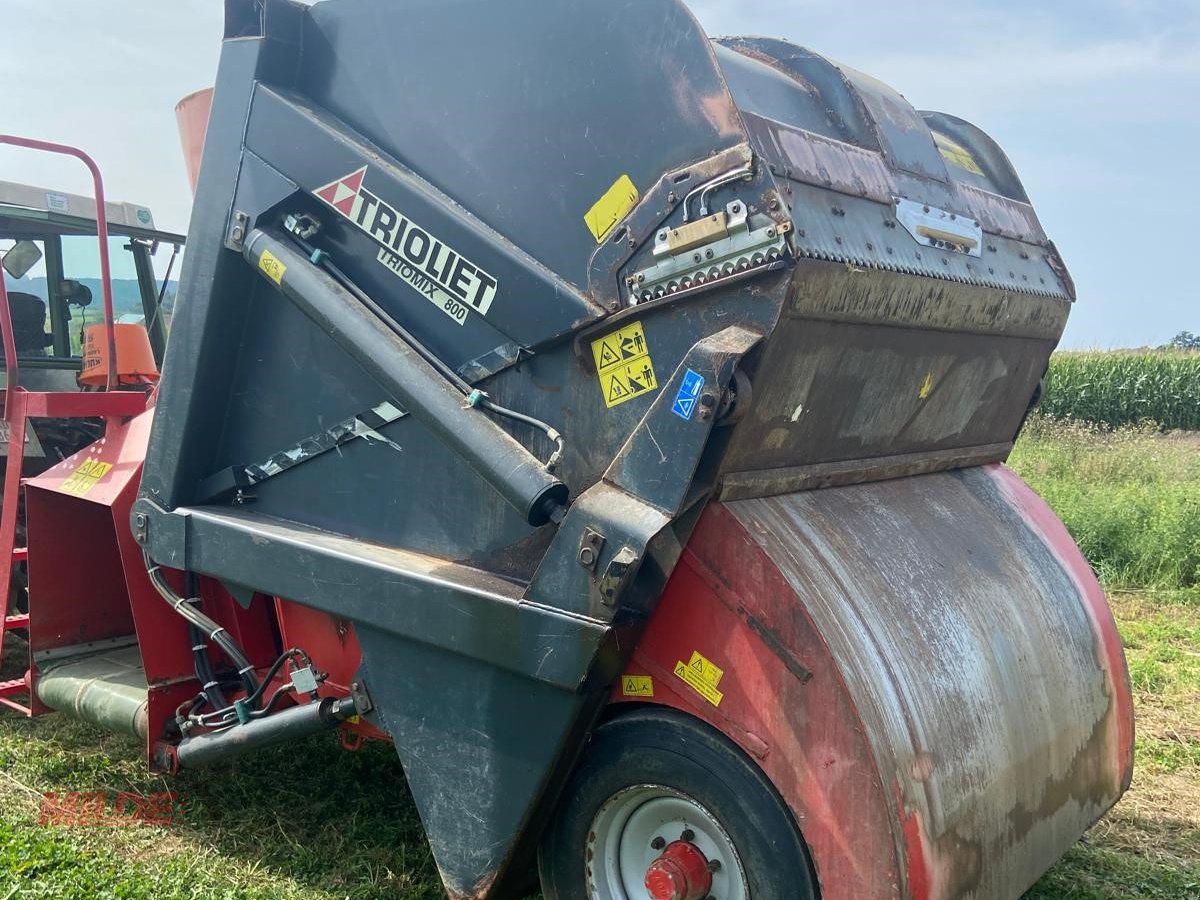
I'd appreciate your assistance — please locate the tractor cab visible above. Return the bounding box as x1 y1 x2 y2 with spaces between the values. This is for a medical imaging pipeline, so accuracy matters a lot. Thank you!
0 141 185 721
0 180 183 399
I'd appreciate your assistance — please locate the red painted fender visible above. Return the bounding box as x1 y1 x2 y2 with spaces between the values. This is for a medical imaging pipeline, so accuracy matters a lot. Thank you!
613 465 1133 900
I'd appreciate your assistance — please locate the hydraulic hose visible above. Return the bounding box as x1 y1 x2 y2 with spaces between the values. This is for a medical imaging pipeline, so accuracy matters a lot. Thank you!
144 552 261 702
185 571 227 713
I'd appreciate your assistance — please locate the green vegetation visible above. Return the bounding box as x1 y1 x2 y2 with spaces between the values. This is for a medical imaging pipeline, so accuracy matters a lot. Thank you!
1040 350 1200 431
1009 417 1200 591
0 711 447 899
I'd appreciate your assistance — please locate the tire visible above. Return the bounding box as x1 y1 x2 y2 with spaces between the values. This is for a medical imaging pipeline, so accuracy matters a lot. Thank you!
538 707 818 900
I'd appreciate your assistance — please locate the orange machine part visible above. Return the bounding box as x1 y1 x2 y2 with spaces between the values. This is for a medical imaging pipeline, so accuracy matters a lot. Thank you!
80 323 159 387
175 87 214 194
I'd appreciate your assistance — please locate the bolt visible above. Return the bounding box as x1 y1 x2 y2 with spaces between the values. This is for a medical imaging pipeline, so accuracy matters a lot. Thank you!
579 546 596 567
694 253 703 263
700 393 716 409
708 859 722 873
651 836 666 850
681 828 695 842
668 191 677 203
705 248 714 259
766 227 775 237
768 198 779 211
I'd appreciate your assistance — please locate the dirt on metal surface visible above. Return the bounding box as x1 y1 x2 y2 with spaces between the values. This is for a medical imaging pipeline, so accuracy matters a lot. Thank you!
727 465 1131 899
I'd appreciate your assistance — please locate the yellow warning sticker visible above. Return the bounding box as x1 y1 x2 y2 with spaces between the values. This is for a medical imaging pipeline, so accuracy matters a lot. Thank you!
258 249 287 286
591 320 658 409
584 174 639 243
934 134 985 177
60 459 113 497
621 675 655 698
673 650 725 707
918 372 934 399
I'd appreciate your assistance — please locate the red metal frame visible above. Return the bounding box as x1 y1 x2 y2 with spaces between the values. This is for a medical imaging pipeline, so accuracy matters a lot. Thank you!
0 136 146 713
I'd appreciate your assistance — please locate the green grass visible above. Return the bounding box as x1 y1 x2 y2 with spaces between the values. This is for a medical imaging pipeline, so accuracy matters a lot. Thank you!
1009 417 1200 590
1040 350 1200 431
0 712 447 899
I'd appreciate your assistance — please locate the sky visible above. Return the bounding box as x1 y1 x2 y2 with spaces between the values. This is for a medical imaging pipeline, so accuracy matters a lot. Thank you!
1 0 1196 347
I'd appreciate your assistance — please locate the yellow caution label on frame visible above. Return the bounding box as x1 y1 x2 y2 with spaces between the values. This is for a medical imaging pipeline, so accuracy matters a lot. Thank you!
60 459 113 497
591 320 658 409
584 174 639 243
674 650 725 707
258 249 287 286
621 675 655 698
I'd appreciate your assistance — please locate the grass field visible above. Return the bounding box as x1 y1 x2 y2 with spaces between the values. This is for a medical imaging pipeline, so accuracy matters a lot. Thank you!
0 417 1196 898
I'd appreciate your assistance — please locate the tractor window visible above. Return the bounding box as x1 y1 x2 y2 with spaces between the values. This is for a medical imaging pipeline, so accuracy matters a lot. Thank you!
59 235 141 357
1 238 51 357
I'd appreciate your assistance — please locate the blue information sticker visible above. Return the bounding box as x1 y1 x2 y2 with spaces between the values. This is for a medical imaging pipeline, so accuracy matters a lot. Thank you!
671 369 706 421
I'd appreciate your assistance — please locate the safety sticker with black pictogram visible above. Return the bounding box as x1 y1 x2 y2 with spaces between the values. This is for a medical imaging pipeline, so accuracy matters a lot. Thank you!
590 320 658 409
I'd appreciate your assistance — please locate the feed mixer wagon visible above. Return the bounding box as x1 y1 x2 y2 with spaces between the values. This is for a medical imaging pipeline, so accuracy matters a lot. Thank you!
16 2 1134 899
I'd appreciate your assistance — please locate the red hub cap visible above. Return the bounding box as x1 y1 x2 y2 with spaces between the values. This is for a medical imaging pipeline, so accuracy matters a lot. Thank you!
644 840 713 900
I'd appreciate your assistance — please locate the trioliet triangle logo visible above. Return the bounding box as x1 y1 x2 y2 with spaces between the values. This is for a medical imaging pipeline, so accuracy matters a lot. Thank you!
314 166 366 218
311 163 499 324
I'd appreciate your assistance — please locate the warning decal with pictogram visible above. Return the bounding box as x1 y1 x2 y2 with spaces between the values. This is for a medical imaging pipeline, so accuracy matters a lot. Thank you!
590 320 658 409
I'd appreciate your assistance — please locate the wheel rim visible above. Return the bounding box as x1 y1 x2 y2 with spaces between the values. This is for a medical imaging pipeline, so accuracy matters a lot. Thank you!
586 784 749 900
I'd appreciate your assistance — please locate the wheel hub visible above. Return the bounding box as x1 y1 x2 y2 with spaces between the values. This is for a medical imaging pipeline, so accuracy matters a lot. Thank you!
644 839 713 900
586 784 748 900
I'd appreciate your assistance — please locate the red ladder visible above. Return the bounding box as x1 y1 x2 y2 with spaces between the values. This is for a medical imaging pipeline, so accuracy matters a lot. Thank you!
0 135 147 715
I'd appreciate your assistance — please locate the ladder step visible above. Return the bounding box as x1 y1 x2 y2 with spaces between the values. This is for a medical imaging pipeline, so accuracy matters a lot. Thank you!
11 547 26 562
0 696 31 715
4 613 28 629
0 678 26 695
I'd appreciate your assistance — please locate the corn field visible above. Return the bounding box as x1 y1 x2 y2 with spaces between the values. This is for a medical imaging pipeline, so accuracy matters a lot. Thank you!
1039 350 1200 430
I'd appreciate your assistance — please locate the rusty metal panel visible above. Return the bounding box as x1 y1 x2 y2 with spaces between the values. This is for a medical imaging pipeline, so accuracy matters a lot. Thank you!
727 465 1132 899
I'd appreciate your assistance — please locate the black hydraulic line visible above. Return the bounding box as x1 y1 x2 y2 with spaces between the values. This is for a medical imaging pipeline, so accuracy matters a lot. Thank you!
144 553 261 701
190 648 312 728
244 230 568 526
185 569 227 713
287 231 565 469
175 696 357 768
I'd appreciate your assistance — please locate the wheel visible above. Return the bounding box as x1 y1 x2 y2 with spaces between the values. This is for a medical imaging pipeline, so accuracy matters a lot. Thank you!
538 707 818 900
